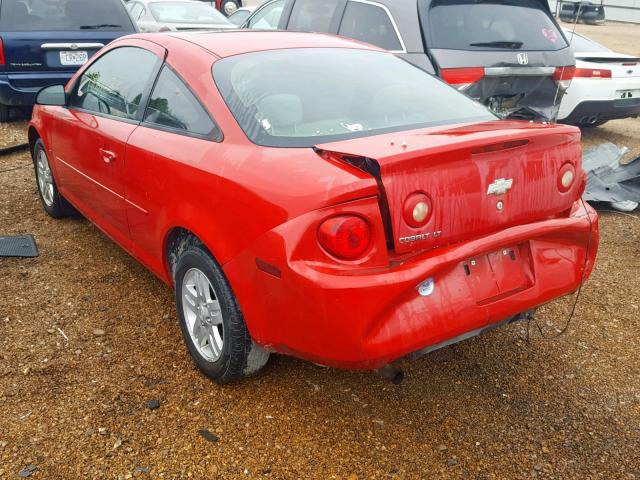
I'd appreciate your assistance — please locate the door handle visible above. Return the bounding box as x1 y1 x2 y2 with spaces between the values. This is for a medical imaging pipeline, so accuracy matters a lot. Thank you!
99 148 117 164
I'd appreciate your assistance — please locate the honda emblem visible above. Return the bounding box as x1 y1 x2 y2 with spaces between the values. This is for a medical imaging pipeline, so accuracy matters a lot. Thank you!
517 53 529 65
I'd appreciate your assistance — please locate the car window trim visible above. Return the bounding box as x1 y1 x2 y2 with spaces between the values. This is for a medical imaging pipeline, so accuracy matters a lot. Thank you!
141 63 224 143
67 45 164 124
338 0 407 54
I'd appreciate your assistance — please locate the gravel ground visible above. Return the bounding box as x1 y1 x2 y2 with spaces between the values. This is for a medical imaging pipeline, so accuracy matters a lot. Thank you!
1 23 639 480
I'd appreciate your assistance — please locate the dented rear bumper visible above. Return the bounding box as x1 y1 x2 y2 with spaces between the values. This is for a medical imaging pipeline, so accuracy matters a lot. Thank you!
224 201 598 370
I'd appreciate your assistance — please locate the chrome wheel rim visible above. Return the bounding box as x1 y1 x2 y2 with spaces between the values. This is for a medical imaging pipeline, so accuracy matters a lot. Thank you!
223 1 238 15
36 149 54 207
181 268 224 362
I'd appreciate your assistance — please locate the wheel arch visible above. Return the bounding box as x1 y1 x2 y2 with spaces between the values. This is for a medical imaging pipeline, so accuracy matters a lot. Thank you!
27 126 41 158
164 226 218 285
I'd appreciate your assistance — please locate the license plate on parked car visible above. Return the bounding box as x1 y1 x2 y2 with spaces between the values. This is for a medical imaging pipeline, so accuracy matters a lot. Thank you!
60 51 89 66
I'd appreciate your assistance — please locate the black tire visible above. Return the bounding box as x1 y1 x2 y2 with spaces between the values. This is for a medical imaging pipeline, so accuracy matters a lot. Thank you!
173 239 269 383
32 138 75 218
0 104 10 123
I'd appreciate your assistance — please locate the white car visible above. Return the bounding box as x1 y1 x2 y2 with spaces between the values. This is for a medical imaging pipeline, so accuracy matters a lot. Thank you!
126 0 236 32
558 29 640 127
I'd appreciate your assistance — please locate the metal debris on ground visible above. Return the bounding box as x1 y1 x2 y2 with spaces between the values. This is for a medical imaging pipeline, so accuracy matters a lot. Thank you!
0 143 29 157
583 143 640 212
0 235 39 258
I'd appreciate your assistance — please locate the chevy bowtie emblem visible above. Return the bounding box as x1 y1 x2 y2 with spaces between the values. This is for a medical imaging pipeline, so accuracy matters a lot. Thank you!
487 178 513 196
517 53 529 65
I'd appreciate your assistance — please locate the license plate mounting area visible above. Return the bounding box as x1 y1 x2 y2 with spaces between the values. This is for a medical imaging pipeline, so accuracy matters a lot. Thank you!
463 243 534 304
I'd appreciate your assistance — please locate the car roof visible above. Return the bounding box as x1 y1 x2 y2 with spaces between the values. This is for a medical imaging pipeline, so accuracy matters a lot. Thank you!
135 30 384 58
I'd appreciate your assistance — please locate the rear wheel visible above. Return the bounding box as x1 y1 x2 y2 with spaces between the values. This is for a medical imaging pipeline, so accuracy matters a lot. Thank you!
221 0 239 15
173 239 269 383
32 139 74 218
0 104 10 123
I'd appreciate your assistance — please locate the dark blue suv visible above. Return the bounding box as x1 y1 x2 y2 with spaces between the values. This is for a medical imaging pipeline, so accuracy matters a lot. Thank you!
0 0 137 121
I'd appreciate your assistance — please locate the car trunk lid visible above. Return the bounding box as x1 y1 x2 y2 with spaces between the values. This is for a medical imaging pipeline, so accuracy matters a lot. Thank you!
316 120 583 254
574 53 640 79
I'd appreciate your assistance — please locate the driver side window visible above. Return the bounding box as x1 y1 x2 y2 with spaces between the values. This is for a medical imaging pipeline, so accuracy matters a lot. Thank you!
70 47 161 121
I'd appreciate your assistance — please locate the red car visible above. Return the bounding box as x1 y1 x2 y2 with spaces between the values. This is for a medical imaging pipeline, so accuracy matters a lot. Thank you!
29 31 598 383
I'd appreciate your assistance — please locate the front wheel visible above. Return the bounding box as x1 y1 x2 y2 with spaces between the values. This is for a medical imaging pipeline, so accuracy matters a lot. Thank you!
32 139 74 218
173 240 269 383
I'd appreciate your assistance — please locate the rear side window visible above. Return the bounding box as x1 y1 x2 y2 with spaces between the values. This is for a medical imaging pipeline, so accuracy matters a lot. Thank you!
0 0 135 32
71 47 161 121
287 0 342 32
143 66 220 139
338 1 403 52
421 0 568 51
247 0 285 29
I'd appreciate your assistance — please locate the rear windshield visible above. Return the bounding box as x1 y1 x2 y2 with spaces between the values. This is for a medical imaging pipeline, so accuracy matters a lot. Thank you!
421 0 568 51
149 1 231 25
213 48 495 148
0 0 135 32
564 31 610 53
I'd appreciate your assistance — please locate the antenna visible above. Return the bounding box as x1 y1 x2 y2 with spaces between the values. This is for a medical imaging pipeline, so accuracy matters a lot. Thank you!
550 0 584 123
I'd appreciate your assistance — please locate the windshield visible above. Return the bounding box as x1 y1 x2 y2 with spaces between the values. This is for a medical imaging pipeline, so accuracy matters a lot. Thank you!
0 0 134 31
149 1 231 24
422 0 568 51
213 48 495 148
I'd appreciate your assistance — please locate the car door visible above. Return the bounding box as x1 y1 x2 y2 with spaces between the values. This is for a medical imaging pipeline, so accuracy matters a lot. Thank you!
51 40 165 248
124 64 223 277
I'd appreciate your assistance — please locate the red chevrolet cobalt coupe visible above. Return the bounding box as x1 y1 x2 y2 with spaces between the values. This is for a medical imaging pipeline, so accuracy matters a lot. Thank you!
29 32 598 383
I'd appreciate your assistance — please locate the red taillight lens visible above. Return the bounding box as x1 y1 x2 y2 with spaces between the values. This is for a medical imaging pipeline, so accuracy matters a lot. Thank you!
0 37 5 66
574 68 612 78
440 67 485 85
403 193 432 228
553 66 576 81
318 215 371 260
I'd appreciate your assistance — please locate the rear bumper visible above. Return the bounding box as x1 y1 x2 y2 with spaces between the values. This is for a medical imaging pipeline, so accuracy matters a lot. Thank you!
224 201 599 370
0 72 74 107
560 97 640 125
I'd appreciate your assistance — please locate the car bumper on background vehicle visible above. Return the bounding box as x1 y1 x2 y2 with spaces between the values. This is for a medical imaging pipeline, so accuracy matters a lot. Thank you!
224 200 599 370
0 72 74 107
560 97 640 125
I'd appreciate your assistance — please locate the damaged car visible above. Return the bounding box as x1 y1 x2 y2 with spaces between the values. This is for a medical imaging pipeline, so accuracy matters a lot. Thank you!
276 0 576 121
29 32 598 383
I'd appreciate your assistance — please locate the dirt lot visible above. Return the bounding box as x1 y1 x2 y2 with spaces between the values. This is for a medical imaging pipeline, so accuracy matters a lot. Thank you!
1 23 640 480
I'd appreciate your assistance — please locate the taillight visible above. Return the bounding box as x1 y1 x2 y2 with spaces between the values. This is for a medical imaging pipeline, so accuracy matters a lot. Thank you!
0 37 5 66
558 163 576 193
318 215 371 260
403 193 432 228
553 66 576 90
574 68 612 78
440 67 485 88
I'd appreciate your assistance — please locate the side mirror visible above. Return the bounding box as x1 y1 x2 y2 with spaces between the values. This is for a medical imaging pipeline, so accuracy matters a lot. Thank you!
35 84 67 107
